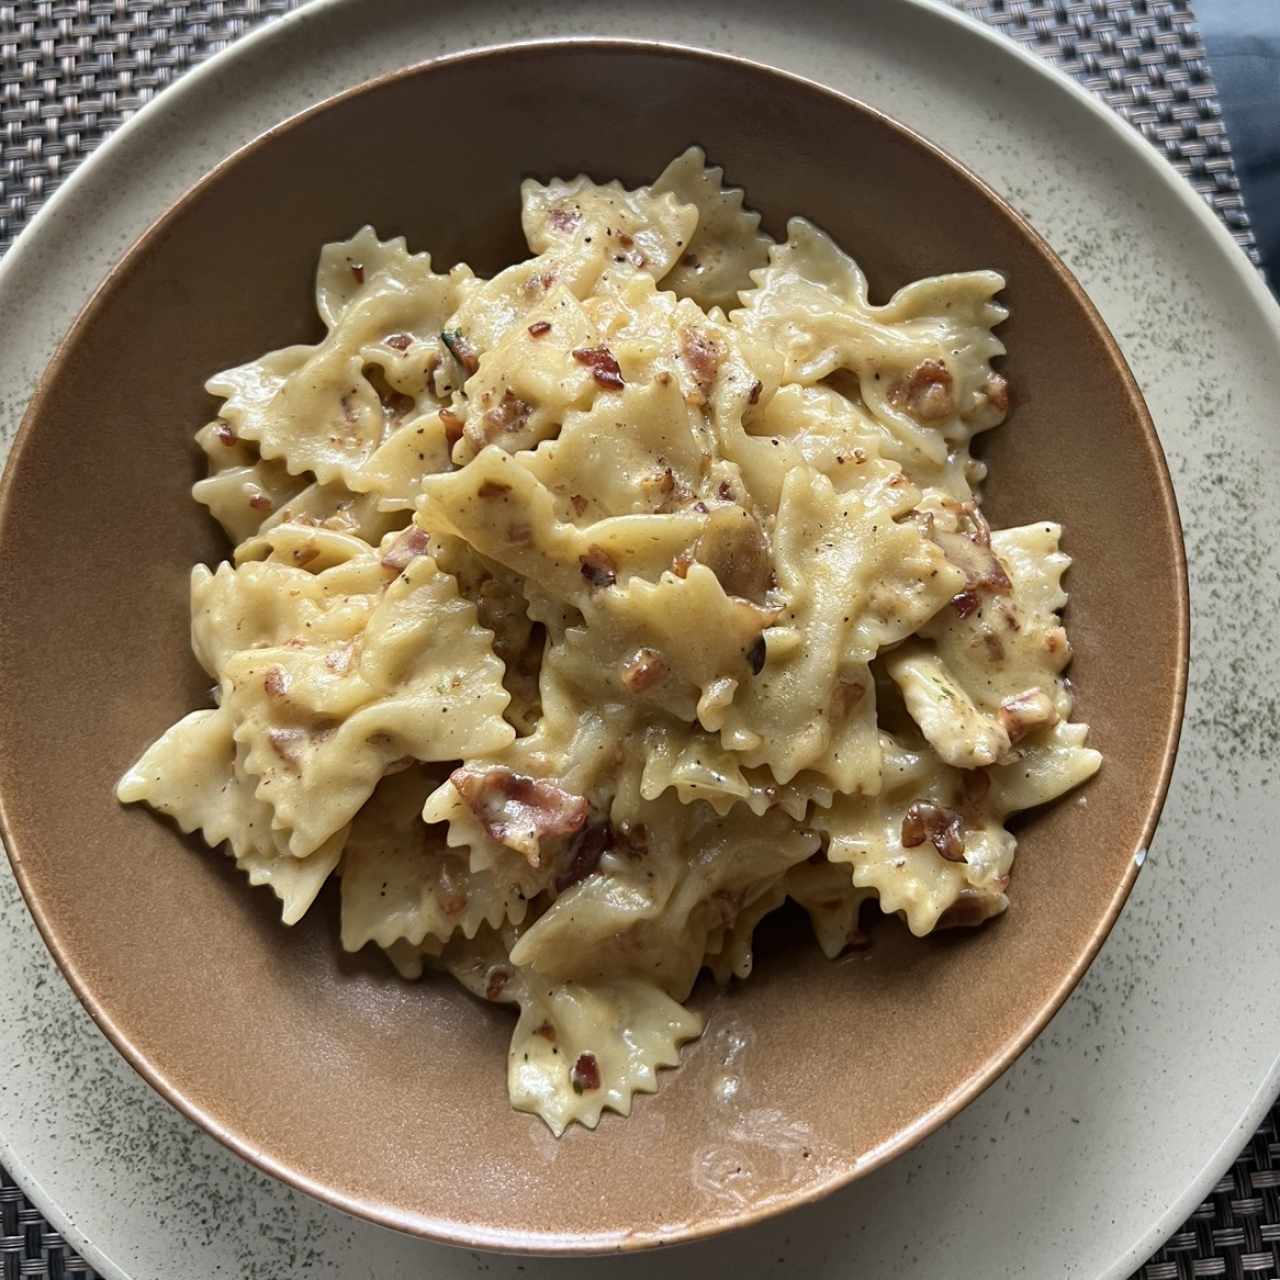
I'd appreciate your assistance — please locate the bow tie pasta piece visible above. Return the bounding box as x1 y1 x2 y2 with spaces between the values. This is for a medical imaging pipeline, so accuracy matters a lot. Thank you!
650 146 775 313
450 287 601 463
713 465 964 788
733 218 1007 473
548 563 775 725
339 766 534 954
511 794 818 1001
190 539 387 677
887 520 1083 768
223 554 514 858
209 229 475 486
192 421 309 545
444 928 702 1138
639 722 833 818
521 172 698 280
117 707 344 924
520 376 709 523
419 445 707 603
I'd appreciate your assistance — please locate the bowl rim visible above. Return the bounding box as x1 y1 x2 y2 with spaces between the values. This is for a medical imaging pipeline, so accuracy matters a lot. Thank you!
0 35 1190 1255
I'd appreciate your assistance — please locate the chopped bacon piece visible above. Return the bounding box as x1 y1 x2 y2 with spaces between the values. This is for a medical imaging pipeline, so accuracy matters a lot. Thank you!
386 332 413 351
681 327 722 400
572 345 624 390
621 647 668 693
569 493 589 516
485 968 510 1001
247 492 272 512
748 379 763 406
439 407 464 447
441 329 479 376
832 679 866 719
892 358 954 422
535 1021 557 1043
571 1052 601 1094
555 821 612 893
901 801 966 861
350 262 364 284
450 767 589 866
984 372 1010 414
579 546 617 588
671 550 694 579
263 667 289 698
268 728 305 767
482 389 533 437
997 688 1059 744
214 421 237 446
381 525 429 572
951 588 981 618
528 320 551 337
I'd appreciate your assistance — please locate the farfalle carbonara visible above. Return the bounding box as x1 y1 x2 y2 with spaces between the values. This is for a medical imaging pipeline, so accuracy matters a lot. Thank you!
118 147 1101 1134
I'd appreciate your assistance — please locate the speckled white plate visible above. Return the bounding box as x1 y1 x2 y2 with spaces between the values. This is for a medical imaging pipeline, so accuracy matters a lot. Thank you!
1 2 1277 1276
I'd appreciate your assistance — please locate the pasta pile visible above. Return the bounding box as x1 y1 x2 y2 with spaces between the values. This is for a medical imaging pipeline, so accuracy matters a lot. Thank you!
118 148 1101 1133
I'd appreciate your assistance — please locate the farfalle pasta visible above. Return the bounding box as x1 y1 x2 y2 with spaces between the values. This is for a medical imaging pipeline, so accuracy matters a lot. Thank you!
118 146 1101 1134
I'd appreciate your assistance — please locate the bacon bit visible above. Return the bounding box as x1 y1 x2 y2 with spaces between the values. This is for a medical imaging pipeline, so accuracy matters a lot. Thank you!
214 421 237 446
936 889 1004 930
571 1052 601 1094
263 667 289 697
892 358 954 422
929 503 1013 602
548 205 581 233
951 588 981 618
717 480 734 501
748 380 762 406
268 728 305 767
656 371 673 387
572 345 624 390
248 492 272 512
441 329 479 376
832 679 866 719
617 232 634 248
621 647 668 694
984 372 1010 414
579 545 617 588
671 550 693 578
680 326 722 400
998 688 1059 744
528 320 551 337
386 332 413 351
450 767 589 866
535 1021 557 1043
746 634 767 675
381 525 429 572
350 262 364 284
482 389 533 436
485 968 510 1001
439 407 464 446
901 801 966 861
438 882 468 917
569 493 589 516
477 479 512 499
555 820 612 893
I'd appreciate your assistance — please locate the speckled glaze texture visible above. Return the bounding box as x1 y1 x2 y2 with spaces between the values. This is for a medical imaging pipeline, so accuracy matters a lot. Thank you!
0 2 1275 1279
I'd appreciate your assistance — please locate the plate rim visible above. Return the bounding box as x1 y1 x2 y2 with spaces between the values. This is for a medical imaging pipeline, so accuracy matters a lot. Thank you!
0 33 1189 1256
0 0 1272 1274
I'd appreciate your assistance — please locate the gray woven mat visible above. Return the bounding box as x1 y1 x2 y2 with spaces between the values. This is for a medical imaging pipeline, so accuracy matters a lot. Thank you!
0 2 1273 1278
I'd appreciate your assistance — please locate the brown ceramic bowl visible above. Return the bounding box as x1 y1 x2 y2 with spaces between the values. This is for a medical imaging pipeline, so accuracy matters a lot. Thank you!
0 40 1186 1254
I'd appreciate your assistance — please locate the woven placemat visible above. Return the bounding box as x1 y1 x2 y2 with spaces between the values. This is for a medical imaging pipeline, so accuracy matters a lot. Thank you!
0 3 1273 1278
